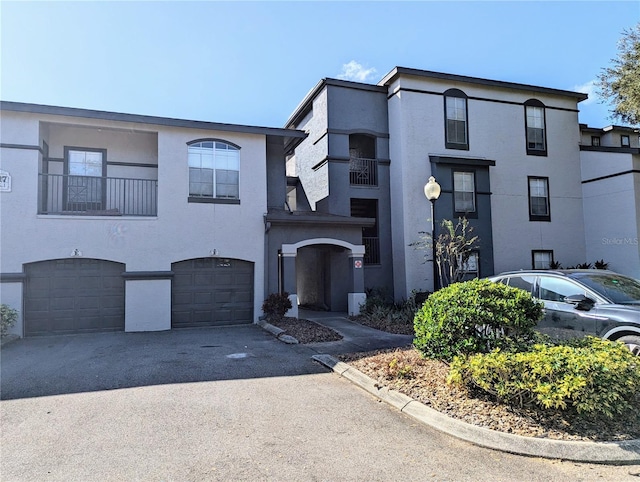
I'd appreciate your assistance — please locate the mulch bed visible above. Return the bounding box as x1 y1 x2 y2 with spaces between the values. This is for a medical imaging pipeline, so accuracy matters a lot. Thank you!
349 315 414 335
340 347 640 442
269 315 640 442
268 317 343 344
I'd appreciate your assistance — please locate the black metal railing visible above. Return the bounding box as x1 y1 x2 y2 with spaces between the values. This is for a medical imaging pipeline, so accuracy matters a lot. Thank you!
349 157 378 186
363 237 380 265
38 173 158 216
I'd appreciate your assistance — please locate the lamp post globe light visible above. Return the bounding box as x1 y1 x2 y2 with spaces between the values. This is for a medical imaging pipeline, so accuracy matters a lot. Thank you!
424 176 441 292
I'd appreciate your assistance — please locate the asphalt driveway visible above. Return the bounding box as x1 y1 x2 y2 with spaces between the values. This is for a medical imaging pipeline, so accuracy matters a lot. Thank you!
1 323 636 481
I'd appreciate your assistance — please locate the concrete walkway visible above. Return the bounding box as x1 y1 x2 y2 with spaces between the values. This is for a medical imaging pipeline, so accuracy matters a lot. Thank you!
298 309 413 355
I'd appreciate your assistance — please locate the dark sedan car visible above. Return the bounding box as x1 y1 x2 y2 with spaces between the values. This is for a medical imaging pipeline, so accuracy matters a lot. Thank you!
488 270 640 355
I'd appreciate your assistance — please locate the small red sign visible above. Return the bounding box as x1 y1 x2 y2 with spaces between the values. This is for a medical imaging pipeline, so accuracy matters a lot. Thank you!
354 260 363 269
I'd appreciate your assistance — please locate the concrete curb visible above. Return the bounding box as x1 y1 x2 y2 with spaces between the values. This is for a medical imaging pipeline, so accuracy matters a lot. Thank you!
312 353 640 465
255 320 299 344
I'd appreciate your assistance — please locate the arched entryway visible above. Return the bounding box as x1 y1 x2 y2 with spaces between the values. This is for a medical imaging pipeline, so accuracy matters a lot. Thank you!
280 238 365 317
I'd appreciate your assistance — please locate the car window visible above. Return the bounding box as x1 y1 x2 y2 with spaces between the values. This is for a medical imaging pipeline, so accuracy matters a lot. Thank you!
506 275 535 294
573 273 640 304
538 277 585 302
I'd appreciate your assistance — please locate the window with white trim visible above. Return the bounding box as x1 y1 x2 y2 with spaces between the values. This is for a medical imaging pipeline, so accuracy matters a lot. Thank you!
453 171 475 213
528 176 550 221
525 100 547 155
188 140 239 201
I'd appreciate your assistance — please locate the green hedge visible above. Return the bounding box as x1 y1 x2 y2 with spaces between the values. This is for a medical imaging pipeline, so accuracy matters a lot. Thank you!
413 279 544 361
0 304 18 337
448 337 640 418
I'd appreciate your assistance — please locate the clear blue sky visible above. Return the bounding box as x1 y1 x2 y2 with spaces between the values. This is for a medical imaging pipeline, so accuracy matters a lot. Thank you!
2 1 639 128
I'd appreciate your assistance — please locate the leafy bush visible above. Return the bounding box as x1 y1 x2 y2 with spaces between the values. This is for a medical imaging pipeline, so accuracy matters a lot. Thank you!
358 288 420 334
0 304 18 337
261 292 292 320
388 357 414 379
447 337 640 418
413 279 544 361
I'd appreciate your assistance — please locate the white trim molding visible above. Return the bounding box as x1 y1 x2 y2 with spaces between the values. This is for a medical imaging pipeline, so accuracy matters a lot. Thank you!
281 238 365 256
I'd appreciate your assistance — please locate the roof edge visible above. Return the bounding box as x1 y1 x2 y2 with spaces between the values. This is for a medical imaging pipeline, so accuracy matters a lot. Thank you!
0 101 307 139
379 67 589 101
284 78 386 129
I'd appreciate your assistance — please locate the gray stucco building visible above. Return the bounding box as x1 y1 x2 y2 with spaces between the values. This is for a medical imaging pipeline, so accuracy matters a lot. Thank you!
1 66 638 338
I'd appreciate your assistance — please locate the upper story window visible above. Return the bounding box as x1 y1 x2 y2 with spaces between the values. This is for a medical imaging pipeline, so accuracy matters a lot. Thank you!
444 89 469 150
621 135 630 147
528 176 550 222
524 99 547 156
188 140 240 203
453 171 476 214
591 136 601 147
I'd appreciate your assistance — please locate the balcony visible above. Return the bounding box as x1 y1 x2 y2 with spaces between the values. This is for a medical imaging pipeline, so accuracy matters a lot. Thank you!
363 236 380 265
38 173 158 216
349 157 378 186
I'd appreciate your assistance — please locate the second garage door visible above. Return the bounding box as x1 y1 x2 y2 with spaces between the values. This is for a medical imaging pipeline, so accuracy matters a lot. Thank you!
171 258 254 328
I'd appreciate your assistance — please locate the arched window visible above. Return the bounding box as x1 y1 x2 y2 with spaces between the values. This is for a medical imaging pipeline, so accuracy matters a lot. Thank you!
187 140 240 201
524 99 547 156
444 89 469 150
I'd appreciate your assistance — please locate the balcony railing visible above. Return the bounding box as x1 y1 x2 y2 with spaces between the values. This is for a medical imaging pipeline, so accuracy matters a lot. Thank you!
38 173 158 216
363 237 380 265
349 157 378 186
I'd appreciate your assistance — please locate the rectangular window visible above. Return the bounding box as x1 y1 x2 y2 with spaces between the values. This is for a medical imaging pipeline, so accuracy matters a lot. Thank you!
591 136 600 147
65 148 106 211
525 105 546 155
459 251 479 277
621 135 630 147
528 177 550 221
453 171 475 213
532 250 553 270
445 96 468 149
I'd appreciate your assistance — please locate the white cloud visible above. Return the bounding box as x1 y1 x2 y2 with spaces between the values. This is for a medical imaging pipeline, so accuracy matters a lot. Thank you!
573 79 597 104
337 61 377 83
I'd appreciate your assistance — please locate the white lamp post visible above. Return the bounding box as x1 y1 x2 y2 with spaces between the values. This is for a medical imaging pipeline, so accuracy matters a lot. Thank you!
424 176 441 291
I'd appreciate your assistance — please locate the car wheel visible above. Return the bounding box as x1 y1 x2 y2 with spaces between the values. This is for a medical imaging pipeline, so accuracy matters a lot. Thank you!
618 335 640 356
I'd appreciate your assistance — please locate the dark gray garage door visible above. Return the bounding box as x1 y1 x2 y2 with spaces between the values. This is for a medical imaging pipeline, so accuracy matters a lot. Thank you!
24 259 125 336
171 258 254 328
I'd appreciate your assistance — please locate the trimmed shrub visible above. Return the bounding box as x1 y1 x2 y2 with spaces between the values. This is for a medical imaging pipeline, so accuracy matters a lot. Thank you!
413 278 544 361
0 304 18 337
262 292 292 320
447 337 640 418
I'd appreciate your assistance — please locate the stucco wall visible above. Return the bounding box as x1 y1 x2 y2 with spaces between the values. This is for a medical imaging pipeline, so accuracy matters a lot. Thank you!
0 109 268 331
293 89 329 209
386 75 586 298
581 150 640 278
